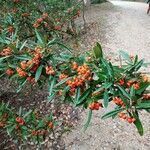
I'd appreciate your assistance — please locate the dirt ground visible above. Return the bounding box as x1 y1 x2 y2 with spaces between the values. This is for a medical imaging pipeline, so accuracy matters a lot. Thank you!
64 1 150 150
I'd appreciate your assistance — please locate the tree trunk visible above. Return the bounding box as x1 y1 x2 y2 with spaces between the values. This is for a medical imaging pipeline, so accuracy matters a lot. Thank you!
84 0 91 7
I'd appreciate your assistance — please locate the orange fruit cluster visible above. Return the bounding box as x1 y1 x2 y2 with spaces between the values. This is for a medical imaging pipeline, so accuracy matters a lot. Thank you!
16 117 25 125
0 122 5 127
59 73 68 80
143 94 150 100
47 121 54 129
0 47 12 56
20 61 30 70
89 102 103 110
127 80 140 90
31 130 48 136
67 63 92 87
46 66 55 75
32 47 42 65
118 79 125 86
16 67 27 77
7 26 14 33
33 13 48 28
118 112 136 124
6 68 14 76
60 63 92 96
27 76 35 84
113 97 124 106
54 25 62 31
22 13 30 17
142 75 149 82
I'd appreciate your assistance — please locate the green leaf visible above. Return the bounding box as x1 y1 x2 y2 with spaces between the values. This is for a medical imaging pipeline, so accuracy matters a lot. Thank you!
93 42 103 59
37 119 45 129
55 77 72 87
130 86 135 98
7 125 16 135
76 88 92 106
101 108 124 119
75 87 81 105
19 40 27 51
17 79 27 93
84 109 92 131
0 56 10 63
119 50 132 63
35 29 44 45
35 65 43 82
136 82 150 95
116 85 131 100
103 89 109 108
137 102 150 109
134 59 144 71
23 110 32 118
47 93 55 102
15 55 32 60
133 116 144 136
48 76 56 96
101 58 114 78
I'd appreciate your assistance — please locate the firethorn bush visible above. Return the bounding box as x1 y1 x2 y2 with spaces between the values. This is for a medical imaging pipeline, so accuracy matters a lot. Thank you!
1 30 150 138
0 0 81 41
0 102 56 143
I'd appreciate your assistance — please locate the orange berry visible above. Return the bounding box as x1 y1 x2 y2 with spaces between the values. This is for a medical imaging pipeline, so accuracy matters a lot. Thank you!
42 13 48 19
59 73 68 80
31 131 38 136
16 117 25 125
118 112 126 119
89 102 102 110
127 80 134 87
22 13 30 17
132 83 140 90
54 26 61 31
33 23 40 28
36 18 43 24
6 68 14 76
48 122 53 129
143 94 150 100
7 26 14 33
0 122 5 127
71 62 78 70
118 79 125 85
142 75 149 82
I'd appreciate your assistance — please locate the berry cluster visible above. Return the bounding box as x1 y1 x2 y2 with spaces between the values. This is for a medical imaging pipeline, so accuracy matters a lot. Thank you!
143 94 150 100
31 130 48 136
33 13 48 28
118 112 136 124
65 63 92 95
0 47 12 56
16 117 25 126
89 102 103 110
16 67 27 77
46 66 55 75
7 26 14 33
142 75 149 82
127 80 140 90
113 97 125 106
6 68 14 76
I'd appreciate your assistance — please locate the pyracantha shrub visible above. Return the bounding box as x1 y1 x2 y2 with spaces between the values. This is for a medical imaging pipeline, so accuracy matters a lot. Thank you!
1 31 150 137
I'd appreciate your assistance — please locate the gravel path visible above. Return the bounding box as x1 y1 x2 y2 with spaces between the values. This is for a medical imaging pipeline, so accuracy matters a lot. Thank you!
64 1 150 150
